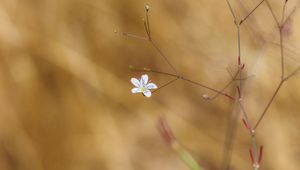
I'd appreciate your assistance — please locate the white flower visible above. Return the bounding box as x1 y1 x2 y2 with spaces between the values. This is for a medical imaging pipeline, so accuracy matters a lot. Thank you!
131 74 158 97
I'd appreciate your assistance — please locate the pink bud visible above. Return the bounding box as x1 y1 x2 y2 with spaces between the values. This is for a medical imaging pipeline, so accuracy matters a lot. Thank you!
237 86 241 99
242 118 250 130
258 145 263 164
240 64 245 70
249 148 255 164
158 116 176 145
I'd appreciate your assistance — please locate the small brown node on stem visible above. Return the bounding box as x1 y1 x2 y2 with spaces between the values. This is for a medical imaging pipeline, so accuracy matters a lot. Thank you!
113 29 118 34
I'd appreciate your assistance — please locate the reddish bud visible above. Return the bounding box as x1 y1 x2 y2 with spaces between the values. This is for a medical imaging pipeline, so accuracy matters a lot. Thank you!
240 64 245 70
237 86 241 99
242 118 250 130
258 145 263 164
237 56 245 69
158 116 176 145
249 148 255 164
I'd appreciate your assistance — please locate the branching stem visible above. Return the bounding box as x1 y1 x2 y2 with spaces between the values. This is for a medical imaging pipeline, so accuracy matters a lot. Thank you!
152 78 179 94
265 0 280 27
254 0 300 130
210 68 240 100
126 6 240 100
149 40 179 75
129 67 235 100
240 0 265 25
222 0 273 169
254 80 284 129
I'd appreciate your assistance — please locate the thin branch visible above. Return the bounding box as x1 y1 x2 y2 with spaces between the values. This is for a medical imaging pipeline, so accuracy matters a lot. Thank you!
144 21 150 38
269 41 300 64
129 66 178 78
142 7 179 75
279 1 289 80
237 26 241 59
282 6 297 26
181 77 235 100
210 70 240 100
152 78 179 94
280 31 285 80
122 32 148 41
225 0 238 23
123 28 179 76
254 80 284 130
145 5 151 39
265 0 280 27
281 1 288 25
129 66 235 100
234 74 256 80
149 40 179 75
240 0 265 25
226 67 234 78
254 0 296 130
284 65 300 80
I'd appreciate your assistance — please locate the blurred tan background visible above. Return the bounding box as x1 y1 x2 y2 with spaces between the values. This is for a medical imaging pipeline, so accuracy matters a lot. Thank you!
0 0 300 170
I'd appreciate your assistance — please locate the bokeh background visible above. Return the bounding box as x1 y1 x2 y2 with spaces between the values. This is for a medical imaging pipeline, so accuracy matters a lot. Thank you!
0 0 300 170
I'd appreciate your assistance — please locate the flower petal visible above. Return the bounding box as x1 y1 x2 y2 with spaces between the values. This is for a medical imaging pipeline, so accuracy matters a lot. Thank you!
146 83 158 89
131 78 140 87
143 90 152 98
131 87 141 93
141 74 148 85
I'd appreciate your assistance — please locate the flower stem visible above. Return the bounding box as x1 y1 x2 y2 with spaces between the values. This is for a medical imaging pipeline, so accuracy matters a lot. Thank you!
129 66 235 100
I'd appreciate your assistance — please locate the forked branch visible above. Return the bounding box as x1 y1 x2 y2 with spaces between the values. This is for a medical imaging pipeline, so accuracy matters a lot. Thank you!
124 5 239 100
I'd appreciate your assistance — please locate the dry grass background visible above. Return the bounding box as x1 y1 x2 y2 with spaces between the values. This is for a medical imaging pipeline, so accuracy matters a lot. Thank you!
0 0 300 170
